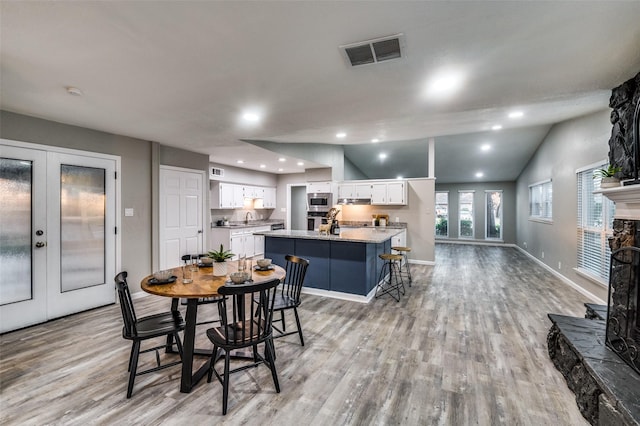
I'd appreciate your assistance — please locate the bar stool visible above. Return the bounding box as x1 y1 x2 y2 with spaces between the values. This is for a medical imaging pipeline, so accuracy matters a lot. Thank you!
376 253 405 302
391 246 412 286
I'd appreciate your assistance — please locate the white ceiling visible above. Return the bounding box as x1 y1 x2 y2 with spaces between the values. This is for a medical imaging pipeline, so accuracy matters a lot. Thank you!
2 1 639 182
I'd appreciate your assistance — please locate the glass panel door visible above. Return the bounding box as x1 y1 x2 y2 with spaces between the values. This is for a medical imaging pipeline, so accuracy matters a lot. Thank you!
0 145 48 332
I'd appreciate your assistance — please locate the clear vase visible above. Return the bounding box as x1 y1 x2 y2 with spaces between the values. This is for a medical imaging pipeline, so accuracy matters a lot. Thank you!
213 261 227 277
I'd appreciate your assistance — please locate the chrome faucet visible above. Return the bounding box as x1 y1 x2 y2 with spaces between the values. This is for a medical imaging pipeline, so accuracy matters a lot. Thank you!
245 211 253 224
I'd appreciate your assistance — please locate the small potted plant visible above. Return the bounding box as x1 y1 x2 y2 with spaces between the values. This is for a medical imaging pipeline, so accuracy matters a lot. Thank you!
208 244 234 276
594 165 622 188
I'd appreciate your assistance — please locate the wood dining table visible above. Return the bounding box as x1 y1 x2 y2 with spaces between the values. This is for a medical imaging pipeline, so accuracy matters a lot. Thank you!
141 261 285 393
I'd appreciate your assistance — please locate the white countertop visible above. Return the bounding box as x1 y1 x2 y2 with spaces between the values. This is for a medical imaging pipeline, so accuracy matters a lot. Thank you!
255 227 403 243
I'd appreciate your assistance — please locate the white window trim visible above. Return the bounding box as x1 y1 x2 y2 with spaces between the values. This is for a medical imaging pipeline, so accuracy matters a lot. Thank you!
528 179 552 222
458 190 474 239
435 191 449 238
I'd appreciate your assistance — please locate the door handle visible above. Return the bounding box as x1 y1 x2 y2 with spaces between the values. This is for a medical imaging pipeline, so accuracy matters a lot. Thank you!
198 230 203 234
35 241 47 248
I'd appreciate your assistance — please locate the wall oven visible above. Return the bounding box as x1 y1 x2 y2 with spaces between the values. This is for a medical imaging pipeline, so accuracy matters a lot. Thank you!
307 211 328 231
307 192 333 212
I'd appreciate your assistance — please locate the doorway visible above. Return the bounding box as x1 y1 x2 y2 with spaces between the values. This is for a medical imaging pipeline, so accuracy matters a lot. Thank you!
0 141 119 333
288 184 308 231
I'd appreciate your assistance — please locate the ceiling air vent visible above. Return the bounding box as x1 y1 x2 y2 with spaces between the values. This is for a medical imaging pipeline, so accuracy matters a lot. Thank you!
210 167 224 179
340 34 404 67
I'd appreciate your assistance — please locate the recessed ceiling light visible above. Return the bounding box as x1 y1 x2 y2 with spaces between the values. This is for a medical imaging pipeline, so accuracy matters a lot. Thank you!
278 158 286 162
236 160 244 164
66 86 83 96
259 164 266 169
425 70 465 98
396 176 403 180
371 138 379 143
481 144 491 151
336 132 347 138
475 172 484 178
278 168 284 172
491 125 503 131
508 111 524 119
379 153 387 160
241 112 261 122
297 162 304 166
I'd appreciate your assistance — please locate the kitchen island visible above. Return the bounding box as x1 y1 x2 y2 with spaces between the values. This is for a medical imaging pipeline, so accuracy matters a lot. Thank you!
257 228 405 301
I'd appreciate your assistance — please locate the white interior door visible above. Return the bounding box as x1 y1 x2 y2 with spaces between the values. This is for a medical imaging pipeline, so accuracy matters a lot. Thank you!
159 167 204 270
0 143 117 332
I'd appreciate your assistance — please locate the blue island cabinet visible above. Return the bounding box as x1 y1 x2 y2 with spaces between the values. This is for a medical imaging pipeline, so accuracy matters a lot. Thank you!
265 235 391 296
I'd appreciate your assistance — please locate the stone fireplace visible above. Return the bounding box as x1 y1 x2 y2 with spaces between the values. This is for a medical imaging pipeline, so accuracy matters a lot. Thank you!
601 190 640 375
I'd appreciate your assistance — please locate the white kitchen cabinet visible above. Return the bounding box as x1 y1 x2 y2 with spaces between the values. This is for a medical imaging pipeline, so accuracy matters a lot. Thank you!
211 225 271 260
252 226 270 256
386 181 407 205
307 181 333 194
211 182 237 209
338 184 355 199
355 183 372 198
264 187 276 208
371 183 387 204
391 229 407 247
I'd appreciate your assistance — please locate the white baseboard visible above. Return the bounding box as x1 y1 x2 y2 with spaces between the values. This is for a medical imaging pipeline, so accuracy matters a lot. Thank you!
408 259 435 266
436 239 515 247
301 286 375 304
515 246 606 305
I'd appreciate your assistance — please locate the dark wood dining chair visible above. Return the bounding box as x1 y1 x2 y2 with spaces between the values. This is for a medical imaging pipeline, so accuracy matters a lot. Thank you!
114 271 185 398
206 278 281 415
271 255 309 346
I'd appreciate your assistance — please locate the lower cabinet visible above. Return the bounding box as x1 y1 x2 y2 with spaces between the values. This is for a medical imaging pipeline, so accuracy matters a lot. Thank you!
211 226 271 260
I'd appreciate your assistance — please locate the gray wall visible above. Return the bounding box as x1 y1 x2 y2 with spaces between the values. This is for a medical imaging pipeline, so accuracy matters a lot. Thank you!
209 161 277 186
344 156 368 180
0 111 209 294
516 109 611 301
434 181 517 244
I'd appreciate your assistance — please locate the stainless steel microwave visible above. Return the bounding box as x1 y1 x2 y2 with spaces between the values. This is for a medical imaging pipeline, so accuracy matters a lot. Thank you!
307 192 333 212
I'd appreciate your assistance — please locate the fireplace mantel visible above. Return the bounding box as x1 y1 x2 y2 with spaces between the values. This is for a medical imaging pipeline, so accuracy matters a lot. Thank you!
598 184 640 220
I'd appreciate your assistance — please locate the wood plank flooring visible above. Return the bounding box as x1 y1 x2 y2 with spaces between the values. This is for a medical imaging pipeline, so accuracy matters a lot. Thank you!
0 244 590 425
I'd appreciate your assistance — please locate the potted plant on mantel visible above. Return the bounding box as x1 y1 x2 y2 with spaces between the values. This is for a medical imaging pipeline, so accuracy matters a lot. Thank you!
208 244 234 276
594 165 622 188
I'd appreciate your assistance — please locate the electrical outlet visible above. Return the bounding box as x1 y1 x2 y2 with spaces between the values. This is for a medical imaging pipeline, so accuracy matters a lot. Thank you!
558 261 562 269
541 251 545 259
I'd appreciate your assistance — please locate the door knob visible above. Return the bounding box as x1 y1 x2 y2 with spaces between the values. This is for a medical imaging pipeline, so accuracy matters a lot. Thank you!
35 241 47 248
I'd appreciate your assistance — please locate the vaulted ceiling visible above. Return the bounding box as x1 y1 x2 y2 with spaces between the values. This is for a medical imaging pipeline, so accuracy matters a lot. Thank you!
2 2 639 182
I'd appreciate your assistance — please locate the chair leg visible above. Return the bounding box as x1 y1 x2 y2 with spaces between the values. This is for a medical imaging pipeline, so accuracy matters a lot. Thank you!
265 337 280 393
207 344 219 383
293 307 305 346
280 310 286 332
127 341 141 398
127 343 135 372
222 351 231 415
174 333 184 358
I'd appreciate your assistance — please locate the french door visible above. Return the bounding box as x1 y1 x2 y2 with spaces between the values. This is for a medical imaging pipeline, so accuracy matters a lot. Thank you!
0 142 117 333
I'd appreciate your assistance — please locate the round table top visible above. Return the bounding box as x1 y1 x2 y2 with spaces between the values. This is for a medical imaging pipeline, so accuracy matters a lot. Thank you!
141 262 285 298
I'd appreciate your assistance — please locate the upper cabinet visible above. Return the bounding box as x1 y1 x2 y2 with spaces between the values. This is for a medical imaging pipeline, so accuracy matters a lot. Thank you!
307 181 333 194
386 181 407 205
211 182 276 209
337 180 407 205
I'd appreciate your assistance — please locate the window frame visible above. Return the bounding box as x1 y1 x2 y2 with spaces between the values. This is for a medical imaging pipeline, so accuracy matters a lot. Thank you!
458 190 475 239
485 190 503 241
575 161 615 285
529 179 553 223
435 191 449 238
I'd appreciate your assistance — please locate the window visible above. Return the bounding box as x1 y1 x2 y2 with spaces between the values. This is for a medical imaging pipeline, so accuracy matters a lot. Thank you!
435 192 449 237
529 179 552 221
486 190 503 240
458 191 474 238
577 162 615 283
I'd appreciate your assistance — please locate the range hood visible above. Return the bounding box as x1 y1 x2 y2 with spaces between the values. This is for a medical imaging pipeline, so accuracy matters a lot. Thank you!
337 198 371 205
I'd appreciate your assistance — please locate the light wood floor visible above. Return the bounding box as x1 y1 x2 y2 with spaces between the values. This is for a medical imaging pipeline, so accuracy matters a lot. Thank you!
1 244 590 425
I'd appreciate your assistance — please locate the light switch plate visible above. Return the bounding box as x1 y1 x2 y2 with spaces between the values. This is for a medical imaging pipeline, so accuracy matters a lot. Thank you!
124 208 134 217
